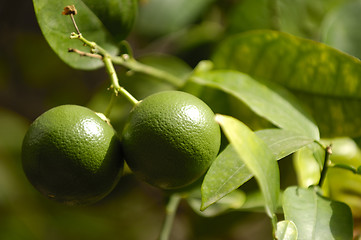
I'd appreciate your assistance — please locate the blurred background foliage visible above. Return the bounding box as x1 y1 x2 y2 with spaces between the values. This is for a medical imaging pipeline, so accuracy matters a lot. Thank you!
0 0 360 239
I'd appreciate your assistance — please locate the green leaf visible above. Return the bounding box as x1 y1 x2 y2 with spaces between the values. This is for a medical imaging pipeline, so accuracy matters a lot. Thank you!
293 144 324 188
188 189 246 217
212 30 361 137
278 0 340 39
227 0 275 33
255 129 315 160
321 1 361 59
33 0 122 69
135 0 215 37
201 129 312 210
201 144 253 210
191 70 319 140
283 186 353 240
276 220 298 240
215 114 280 218
82 0 137 43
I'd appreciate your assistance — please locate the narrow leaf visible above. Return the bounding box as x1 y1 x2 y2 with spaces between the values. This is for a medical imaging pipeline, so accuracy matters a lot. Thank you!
276 220 298 240
212 30 361 137
283 186 353 240
191 70 319 140
215 114 280 218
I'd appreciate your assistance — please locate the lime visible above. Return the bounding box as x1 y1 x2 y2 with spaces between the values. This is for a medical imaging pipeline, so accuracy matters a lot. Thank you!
21 105 123 205
122 91 221 190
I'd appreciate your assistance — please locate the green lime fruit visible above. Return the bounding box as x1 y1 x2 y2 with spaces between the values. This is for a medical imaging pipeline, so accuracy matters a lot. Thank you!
21 105 124 205
122 91 221 190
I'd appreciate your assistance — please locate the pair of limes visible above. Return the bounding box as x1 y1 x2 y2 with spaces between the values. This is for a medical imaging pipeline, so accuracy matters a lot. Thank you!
22 91 221 205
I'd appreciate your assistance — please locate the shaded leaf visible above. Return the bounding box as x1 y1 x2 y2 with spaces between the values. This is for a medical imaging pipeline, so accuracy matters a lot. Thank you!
283 186 353 240
321 1 361 59
227 0 275 33
215 114 280 218
212 30 361 137
278 0 343 39
191 70 319 140
82 0 137 43
276 220 298 240
135 0 215 37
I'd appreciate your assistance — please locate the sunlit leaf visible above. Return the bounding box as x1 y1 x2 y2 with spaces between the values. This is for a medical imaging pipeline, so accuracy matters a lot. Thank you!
293 144 323 188
201 145 253 210
191 70 319 140
283 186 353 240
276 220 298 240
212 30 361 137
188 189 246 217
201 128 312 210
255 129 314 160
215 114 280 218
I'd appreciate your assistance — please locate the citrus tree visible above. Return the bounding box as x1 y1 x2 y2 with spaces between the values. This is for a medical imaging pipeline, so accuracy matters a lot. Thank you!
2 0 361 239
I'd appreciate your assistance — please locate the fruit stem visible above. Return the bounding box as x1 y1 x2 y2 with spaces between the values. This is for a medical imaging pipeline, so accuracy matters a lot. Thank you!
111 55 183 87
69 32 183 87
318 144 332 188
158 194 181 240
103 55 139 106
104 92 117 118
329 163 358 174
272 214 278 240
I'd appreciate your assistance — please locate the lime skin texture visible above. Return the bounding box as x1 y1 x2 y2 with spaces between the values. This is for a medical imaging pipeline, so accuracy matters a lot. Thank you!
122 91 221 190
21 105 124 205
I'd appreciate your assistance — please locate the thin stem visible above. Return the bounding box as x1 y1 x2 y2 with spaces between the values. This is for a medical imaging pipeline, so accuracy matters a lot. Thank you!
104 92 117 118
318 145 333 187
68 48 102 59
70 14 81 34
329 163 358 174
69 33 183 87
159 194 182 240
111 55 183 87
271 214 278 240
103 56 139 106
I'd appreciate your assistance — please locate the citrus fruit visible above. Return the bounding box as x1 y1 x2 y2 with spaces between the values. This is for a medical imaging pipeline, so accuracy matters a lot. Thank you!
21 105 123 205
122 91 221 190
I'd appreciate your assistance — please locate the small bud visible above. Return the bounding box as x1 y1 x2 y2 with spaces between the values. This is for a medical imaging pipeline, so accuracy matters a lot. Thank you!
62 5 77 15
